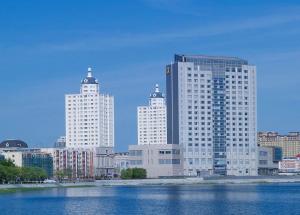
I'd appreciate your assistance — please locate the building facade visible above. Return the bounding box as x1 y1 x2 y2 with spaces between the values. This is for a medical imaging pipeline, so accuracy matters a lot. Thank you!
279 155 300 173
128 144 183 178
65 67 114 148
258 146 282 175
94 147 115 178
54 136 66 148
113 152 130 176
2 150 53 177
137 84 167 145
41 148 94 179
166 54 257 176
258 132 300 158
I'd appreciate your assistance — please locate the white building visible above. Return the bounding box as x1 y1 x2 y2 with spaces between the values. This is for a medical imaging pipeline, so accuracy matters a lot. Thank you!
137 84 167 145
166 54 257 176
128 144 183 178
65 67 114 148
54 136 66 148
113 152 130 176
279 156 300 173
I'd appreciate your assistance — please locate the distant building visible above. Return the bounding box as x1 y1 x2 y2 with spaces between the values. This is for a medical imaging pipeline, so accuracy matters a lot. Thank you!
258 146 282 175
41 148 94 179
166 54 257 176
65 67 114 148
0 140 28 150
2 150 53 177
137 84 167 145
258 132 300 157
54 136 66 148
128 144 183 178
279 155 300 173
113 152 130 176
0 154 4 161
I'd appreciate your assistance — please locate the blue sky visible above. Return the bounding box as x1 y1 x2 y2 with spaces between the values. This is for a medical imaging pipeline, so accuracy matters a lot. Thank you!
1 0 300 151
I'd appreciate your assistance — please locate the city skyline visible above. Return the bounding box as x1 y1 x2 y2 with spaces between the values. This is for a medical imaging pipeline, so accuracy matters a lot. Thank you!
1 1 300 152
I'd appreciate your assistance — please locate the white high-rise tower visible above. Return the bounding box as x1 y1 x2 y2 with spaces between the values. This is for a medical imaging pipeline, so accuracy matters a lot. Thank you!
167 54 257 176
137 84 167 145
65 67 114 148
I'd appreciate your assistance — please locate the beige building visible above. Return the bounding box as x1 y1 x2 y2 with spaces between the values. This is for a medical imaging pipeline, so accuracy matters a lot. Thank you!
3 151 23 166
258 132 300 158
128 144 183 178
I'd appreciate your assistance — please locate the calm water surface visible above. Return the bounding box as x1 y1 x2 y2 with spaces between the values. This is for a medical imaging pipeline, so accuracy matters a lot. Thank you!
1 183 300 215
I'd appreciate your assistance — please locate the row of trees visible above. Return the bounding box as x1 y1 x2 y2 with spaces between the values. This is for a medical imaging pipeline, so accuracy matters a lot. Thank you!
55 169 73 182
121 168 147 179
0 159 47 184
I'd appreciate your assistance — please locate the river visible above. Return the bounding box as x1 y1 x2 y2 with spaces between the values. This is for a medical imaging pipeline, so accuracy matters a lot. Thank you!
1 183 299 214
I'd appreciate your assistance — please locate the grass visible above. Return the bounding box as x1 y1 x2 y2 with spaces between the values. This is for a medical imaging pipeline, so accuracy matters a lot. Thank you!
0 184 96 194
0 187 49 194
61 184 96 188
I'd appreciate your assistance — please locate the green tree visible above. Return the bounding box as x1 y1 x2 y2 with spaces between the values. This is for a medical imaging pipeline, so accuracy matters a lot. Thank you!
121 168 133 179
121 168 147 179
132 168 146 179
55 170 65 182
0 159 15 167
0 159 48 184
64 168 73 180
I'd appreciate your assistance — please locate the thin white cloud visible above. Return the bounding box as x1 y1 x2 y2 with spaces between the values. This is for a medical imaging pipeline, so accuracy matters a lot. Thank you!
33 10 300 52
1 7 299 54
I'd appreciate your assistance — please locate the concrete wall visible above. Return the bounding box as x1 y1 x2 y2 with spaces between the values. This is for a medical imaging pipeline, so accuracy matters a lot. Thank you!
128 144 183 178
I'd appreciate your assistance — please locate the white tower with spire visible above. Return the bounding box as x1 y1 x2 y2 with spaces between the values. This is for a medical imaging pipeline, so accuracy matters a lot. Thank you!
65 67 114 148
137 84 167 145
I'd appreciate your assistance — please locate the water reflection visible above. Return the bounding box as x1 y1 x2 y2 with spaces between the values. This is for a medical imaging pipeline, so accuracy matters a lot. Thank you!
1 184 300 215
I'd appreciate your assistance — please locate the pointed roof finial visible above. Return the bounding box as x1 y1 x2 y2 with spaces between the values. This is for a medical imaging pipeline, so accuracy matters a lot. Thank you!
150 84 164 98
155 84 159 93
87 67 92 77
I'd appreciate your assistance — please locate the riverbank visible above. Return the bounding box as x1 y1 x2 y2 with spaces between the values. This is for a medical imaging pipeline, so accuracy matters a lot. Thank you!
0 182 96 194
96 176 300 186
2 176 300 193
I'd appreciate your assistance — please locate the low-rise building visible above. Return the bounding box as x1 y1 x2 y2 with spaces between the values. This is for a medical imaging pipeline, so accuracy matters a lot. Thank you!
41 148 94 179
0 139 28 151
258 146 282 175
2 150 53 177
54 136 66 148
94 147 115 178
279 155 300 173
258 132 300 157
128 144 183 178
113 152 129 176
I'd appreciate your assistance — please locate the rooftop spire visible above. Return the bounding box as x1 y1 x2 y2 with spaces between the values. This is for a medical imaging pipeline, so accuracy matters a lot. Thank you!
87 67 92 78
155 84 160 93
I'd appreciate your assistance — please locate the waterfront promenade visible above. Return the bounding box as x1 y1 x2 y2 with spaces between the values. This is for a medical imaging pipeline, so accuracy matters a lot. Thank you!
2 176 300 192
96 176 300 186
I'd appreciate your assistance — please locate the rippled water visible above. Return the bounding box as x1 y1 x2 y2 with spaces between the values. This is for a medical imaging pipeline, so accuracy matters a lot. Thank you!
1 183 300 215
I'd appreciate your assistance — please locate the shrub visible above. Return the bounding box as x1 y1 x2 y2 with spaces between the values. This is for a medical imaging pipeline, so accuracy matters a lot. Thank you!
121 168 146 179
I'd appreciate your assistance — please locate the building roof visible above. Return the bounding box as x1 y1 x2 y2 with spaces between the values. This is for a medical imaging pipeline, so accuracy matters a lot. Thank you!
81 67 99 84
0 140 28 148
175 54 247 62
150 84 164 98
